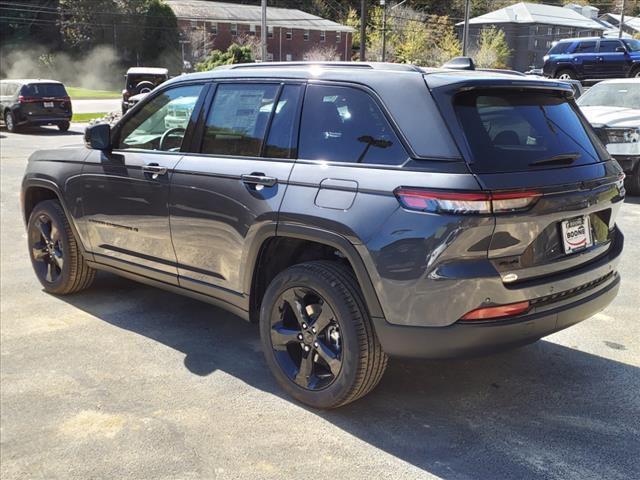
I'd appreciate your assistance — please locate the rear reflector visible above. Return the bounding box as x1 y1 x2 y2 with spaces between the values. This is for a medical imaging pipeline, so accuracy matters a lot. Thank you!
394 188 540 214
461 301 531 321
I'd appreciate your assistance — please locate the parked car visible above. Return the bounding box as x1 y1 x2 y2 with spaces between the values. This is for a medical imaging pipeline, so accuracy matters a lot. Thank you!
22 62 624 408
0 79 71 132
578 78 640 194
543 37 640 81
121 67 168 114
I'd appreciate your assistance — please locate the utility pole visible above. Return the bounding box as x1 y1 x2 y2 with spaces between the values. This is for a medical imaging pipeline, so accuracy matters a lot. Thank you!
261 0 268 61
462 0 471 56
619 0 626 39
380 0 387 62
359 0 367 61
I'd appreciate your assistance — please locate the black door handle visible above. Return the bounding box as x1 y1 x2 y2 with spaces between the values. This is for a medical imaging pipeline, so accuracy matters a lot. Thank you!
241 173 277 187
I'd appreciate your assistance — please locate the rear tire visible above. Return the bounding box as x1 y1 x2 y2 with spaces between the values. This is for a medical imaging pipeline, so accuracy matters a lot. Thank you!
5 111 17 132
27 200 95 295
260 261 388 409
58 121 70 132
555 69 576 80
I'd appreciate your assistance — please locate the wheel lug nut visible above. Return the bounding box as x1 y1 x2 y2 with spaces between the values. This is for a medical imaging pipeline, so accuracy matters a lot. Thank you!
302 323 308 329
313 342 318 348
304 345 310 352
297 334 303 340
312 327 316 333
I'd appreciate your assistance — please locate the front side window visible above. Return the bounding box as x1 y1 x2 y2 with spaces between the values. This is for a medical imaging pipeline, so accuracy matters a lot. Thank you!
202 83 279 157
454 90 603 173
599 40 623 53
117 84 203 151
299 84 408 165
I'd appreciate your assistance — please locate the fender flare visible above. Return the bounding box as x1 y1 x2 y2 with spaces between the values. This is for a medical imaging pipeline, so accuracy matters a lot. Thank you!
21 178 90 257
242 222 385 320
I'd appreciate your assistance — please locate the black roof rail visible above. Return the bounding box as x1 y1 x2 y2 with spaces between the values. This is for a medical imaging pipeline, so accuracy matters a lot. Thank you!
223 61 422 72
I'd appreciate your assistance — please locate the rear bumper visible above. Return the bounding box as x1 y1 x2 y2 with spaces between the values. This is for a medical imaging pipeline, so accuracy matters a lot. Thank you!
17 115 71 126
373 272 620 358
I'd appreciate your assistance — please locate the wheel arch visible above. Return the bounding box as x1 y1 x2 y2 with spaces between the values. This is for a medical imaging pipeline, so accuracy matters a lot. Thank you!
245 223 385 323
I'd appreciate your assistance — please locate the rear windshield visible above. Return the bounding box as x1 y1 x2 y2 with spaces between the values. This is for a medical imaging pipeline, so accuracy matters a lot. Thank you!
20 83 67 98
548 42 570 55
454 90 603 173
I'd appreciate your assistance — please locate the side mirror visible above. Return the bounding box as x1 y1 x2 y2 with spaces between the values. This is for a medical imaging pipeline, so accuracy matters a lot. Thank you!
84 123 111 150
615 46 627 53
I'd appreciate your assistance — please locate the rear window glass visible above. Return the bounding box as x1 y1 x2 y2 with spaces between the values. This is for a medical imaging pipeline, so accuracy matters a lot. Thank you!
21 83 67 97
454 90 603 173
573 41 596 53
548 42 570 55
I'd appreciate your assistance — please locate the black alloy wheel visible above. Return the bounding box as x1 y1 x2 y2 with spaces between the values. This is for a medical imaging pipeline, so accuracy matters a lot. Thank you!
270 286 342 390
29 213 65 284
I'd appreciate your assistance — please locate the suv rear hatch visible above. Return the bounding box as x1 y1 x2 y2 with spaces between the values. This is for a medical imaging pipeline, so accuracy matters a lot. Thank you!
19 83 71 118
427 76 625 284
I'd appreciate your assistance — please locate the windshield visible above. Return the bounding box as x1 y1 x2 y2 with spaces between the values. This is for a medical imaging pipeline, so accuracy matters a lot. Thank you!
454 90 603 173
577 82 640 109
623 39 640 52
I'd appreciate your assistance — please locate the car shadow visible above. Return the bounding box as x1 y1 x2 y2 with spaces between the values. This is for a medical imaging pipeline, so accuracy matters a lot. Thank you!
624 195 640 204
57 273 640 479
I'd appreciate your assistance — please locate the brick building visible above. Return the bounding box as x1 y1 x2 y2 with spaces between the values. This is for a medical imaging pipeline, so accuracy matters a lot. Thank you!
165 0 354 64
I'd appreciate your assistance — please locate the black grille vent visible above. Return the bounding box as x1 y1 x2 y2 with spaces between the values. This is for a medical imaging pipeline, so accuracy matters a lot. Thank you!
530 272 614 308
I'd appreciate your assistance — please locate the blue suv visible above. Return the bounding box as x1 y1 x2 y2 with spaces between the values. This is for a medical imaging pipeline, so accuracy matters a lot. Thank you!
543 37 640 81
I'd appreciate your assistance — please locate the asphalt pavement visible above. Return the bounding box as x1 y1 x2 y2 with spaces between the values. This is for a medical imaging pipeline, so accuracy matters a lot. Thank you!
1 124 639 480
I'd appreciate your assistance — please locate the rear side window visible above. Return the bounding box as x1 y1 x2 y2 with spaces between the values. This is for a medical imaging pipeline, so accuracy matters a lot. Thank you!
454 90 603 173
299 84 408 165
21 83 67 97
263 84 303 158
598 40 623 53
202 83 279 157
548 42 570 55
573 41 596 53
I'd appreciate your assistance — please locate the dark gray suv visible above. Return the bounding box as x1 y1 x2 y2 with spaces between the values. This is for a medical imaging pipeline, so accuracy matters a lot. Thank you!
21 62 625 408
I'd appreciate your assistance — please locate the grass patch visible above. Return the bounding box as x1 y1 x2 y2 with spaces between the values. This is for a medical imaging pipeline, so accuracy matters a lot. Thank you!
67 87 121 99
72 112 107 123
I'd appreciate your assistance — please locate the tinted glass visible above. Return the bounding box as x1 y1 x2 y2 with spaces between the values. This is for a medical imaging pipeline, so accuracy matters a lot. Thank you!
577 82 640 109
454 90 603 173
264 84 303 158
202 83 278 157
299 84 408 165
118 84 203 151
574 41 596 53
599 40 623 53
548 42 570 55
623 39 640 52
21 83 67 97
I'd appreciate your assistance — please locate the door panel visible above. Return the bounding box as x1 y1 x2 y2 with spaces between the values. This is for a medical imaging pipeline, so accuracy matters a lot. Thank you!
597 40 626 78
81 150 183 282
170 156 293 292
169 82 303 295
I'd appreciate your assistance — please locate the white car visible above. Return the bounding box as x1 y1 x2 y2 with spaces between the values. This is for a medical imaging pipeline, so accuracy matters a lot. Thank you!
577 79 640 194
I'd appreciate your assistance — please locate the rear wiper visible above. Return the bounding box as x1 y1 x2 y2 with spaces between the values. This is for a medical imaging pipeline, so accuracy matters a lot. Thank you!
529 153 580 167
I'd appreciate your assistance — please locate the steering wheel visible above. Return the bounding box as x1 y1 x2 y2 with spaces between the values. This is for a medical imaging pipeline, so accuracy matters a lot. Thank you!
159 127 186 151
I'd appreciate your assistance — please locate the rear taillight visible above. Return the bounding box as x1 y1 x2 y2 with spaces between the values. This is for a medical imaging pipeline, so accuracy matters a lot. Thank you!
18 95 38 103
460 300 531 321
394 188 541 215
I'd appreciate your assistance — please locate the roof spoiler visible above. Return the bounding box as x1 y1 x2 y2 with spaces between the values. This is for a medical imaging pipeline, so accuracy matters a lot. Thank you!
441 56 476 71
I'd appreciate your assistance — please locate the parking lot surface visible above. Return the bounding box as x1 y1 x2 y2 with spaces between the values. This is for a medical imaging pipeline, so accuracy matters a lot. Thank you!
1 125 639 480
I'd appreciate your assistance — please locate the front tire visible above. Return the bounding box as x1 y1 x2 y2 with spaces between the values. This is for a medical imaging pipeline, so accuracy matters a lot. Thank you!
27 200 95 295
260 261 388 409
555 69 576 80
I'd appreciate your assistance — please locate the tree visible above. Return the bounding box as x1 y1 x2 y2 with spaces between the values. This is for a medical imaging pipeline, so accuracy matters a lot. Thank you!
142 0 181 72
472 27 511 69
195 44 253 72
58 0 117 50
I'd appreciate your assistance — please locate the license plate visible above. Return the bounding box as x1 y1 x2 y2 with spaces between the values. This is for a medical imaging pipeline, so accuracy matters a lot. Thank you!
43 102 54 108
561 215 592 254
